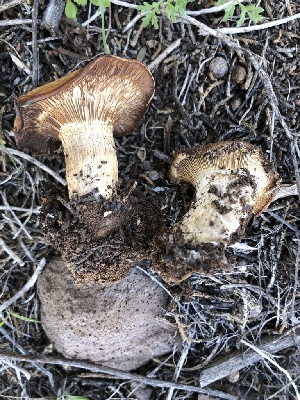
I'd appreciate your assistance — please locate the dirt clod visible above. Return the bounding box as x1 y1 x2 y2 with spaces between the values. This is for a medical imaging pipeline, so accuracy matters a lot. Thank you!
37 259 176 370
41 189 164 284
232 65 247 84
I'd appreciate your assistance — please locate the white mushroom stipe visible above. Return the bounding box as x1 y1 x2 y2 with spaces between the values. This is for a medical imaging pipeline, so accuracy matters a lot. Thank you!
61 119 117 198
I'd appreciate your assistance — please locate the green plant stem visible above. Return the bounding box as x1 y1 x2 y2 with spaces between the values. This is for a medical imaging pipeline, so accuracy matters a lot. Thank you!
0 141 19 170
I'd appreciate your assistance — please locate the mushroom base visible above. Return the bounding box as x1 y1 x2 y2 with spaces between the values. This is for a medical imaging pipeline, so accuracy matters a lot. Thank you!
152 231 234 283
173 170 257 245
40 188 164 284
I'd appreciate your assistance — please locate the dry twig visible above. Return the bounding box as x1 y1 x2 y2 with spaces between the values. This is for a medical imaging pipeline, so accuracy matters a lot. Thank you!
0 238 25 266
0 351 238 399
0 0 26 13
148 39 181 71
199 331 300 388
241 339 300 400
2 147 67 186
217 13 300 35
0 19 32 26
0 259 46 313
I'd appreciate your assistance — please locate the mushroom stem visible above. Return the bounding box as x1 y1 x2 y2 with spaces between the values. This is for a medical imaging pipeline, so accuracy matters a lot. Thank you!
60 119 117 199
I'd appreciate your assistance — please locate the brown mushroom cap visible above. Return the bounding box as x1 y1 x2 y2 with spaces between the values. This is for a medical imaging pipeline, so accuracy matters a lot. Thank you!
170 141 279 216
14 55 155 154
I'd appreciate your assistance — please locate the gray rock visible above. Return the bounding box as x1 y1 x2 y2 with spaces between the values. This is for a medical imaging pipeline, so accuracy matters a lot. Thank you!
37 259 176 370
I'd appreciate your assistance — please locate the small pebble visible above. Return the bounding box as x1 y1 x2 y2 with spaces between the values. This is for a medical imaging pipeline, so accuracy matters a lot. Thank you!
230 97 242 111
147 170 160 181
232 65 247 84
208 57 229 79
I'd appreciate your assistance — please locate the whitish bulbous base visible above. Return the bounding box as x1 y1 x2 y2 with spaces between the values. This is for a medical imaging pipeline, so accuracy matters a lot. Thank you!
175 170 256 244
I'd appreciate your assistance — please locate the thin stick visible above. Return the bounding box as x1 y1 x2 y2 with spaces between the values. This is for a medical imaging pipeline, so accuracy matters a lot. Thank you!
113 0 247 14
82 8 101 26
0 238 25 266
0 327 56 390
241 339 300 400
0 206 40 214
266 210 300 237
110 0 138 9
0 259 46 313
186 0 246 15
3 147 67 186
217 13 300 35
0 351 238 400
199 331 300 388
148 39 181 71
0 19 32 26
122 12 147 33
274 184 298 201
0 0 26 13
32 0 40 86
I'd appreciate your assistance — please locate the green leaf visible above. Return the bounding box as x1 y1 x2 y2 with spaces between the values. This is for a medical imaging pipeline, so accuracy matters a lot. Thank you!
58 392 90 400
141 12 153 27
0 315 10 328
246 4 264 13
153 1 162 13
223 1 236 21
65 0 78 19
236 7 246 27
0 141 19 170
9 311 41 323
247 5 264 24
247 10 263 24
73 0 87 5
137 2 152 12
166 2 176 21
90 0 110 6
152 12 159 28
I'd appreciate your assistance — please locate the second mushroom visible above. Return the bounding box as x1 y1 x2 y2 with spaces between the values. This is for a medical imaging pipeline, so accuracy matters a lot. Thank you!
154 141 280 283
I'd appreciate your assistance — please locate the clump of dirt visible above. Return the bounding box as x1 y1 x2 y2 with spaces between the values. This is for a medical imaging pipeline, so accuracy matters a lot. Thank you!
40 187 164 284
152 232 233 283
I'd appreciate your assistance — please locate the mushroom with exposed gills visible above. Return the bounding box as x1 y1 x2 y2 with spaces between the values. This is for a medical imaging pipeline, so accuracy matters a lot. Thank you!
170 141 280 245
14 55 155 200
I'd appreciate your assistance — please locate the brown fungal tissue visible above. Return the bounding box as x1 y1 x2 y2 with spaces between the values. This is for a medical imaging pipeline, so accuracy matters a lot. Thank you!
14 55 154 200
154 141 280 283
